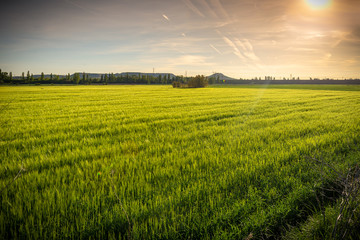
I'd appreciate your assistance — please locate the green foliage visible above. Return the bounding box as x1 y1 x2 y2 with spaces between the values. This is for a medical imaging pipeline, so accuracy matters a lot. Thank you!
104 74 108 84
188 75 208 88
173 75 209 88
283 157 360 240
73 73 80 84
172 81 181 88
0 69 10 82
0 85 359 239
26 71 30 83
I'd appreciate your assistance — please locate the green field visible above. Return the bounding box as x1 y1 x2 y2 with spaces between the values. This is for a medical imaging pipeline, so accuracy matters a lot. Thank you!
1 85 359 239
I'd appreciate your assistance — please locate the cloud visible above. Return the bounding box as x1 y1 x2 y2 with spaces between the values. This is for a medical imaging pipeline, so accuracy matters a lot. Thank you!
222 35 259 62
209 44 222 54
222 36 246 60
182 0 205 17
209 0 230 20
235 39 259 61
170 55 213 66
162 14 170 21
223 36 238 51
197 0 218 18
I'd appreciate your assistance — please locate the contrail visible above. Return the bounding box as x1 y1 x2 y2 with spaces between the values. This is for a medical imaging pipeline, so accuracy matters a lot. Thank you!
209 44 222 54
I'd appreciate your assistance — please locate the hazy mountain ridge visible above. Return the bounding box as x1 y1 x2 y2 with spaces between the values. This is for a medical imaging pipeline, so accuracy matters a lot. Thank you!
207 73 236 80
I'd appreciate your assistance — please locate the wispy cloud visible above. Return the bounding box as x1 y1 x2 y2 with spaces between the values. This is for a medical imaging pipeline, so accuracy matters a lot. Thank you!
209 44 222 54
222 36 246 60
197 0 218 18
162 14 170 21
221 35 259 62
182 0 205 17
234 38 259 61
182 0 232 29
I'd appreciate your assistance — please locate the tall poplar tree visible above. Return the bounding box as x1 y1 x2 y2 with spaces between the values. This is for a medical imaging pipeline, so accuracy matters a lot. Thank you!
27 71 30 83
74 73 80 84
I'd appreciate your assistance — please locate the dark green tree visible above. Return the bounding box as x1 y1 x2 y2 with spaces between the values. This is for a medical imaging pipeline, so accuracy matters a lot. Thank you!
22 72 25 81
41 72 44 81
74 73 80 84
27 71 30 83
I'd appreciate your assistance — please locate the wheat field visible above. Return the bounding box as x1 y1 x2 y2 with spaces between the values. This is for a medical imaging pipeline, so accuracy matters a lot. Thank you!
1 85 359 239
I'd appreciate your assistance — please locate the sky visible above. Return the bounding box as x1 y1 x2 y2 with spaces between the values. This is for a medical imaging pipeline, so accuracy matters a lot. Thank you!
1 0 359 79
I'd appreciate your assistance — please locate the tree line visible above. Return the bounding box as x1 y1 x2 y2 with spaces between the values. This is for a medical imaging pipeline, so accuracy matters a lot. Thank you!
0 69 219 87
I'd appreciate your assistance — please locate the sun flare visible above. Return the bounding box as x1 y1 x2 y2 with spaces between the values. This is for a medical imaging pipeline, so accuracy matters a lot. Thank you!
306 0 332 10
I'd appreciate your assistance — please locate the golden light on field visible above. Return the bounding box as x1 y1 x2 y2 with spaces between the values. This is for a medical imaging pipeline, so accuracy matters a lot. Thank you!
306 0 332 10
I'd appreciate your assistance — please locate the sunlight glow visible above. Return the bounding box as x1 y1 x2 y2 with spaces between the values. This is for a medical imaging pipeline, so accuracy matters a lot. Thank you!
306 0 332 10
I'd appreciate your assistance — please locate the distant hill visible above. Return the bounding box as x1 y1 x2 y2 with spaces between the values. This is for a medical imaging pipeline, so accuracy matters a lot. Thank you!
207 73 236 80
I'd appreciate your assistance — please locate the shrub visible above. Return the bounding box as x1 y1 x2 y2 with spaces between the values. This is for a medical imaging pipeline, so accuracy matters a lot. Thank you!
187 75 208 88
172 81 181 88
